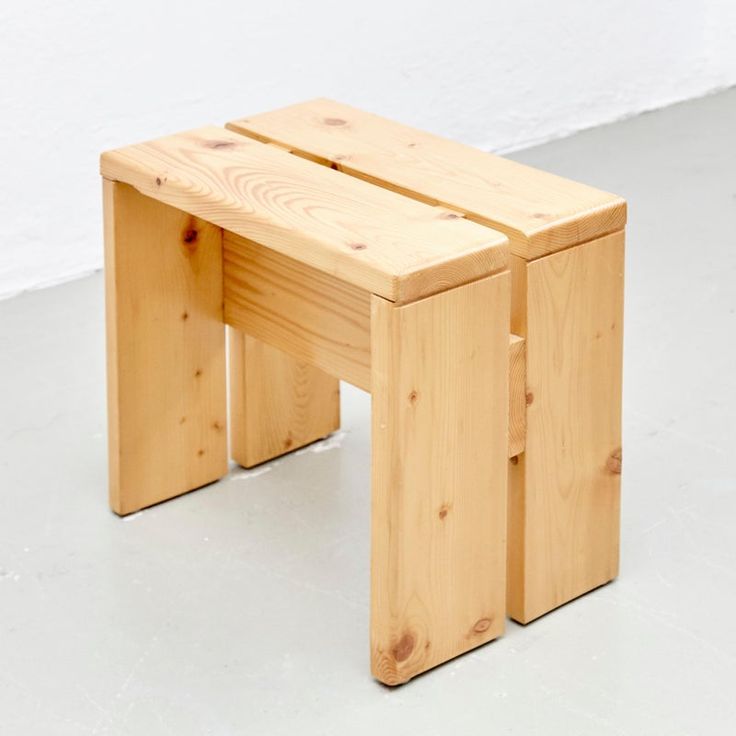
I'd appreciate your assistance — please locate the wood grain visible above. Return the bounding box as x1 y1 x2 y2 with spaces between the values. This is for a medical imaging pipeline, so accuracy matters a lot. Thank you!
508 231 624 623
224 232 372 390
370 273 509 685
227 98 626 260
509 254 528 334
104 181 227 515
229 331 340 468
508 334 526 458
225 233 524 442
506 452 526 621
101 126 508 303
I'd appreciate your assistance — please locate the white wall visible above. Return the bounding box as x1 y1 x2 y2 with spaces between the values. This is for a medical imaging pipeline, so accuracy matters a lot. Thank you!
2 0 735 299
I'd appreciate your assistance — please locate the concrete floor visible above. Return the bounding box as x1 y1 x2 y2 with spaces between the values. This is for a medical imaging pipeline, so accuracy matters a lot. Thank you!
1 88 735 735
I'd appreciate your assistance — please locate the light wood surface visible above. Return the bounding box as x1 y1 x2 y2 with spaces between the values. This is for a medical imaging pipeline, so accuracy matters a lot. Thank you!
229 331 340 468
509 254 528 333
370 273 509 685
101 127 508 303
506 452 526 620
507 256 529 615
508 231 624 623
104 181 227 515
225 233 524 444
227 98 626 260
508 334 526 458
224 232 372 390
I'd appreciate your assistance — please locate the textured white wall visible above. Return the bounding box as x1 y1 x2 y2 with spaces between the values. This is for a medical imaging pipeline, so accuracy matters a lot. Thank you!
1 0 735 299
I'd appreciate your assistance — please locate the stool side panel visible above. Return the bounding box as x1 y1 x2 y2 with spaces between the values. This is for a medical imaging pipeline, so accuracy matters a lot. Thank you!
104 181 228 515
370 272 509 685
509 231 624 622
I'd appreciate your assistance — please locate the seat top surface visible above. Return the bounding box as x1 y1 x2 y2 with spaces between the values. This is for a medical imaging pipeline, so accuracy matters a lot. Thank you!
100 127 507 303
227 99 626 260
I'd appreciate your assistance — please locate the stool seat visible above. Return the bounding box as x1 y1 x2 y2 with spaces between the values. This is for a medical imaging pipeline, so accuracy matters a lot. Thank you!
227 98 626 259
101 126 508 304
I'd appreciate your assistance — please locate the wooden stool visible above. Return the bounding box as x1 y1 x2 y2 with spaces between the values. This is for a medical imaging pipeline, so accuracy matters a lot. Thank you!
101 101 625 685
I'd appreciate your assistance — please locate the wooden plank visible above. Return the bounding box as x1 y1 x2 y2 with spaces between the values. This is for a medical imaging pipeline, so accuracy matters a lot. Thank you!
229 331 340 468
508 334 526 458
509 254 528 334
370 272 509 685
101 127 508 303
225 233 525 438
507 256 531 617
104 181 227 515
508 231 624 623
224 232 372 391
506 453 526 621
227 98 626 260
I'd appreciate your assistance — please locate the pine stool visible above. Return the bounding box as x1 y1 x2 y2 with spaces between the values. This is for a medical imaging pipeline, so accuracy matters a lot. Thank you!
101 101 625 685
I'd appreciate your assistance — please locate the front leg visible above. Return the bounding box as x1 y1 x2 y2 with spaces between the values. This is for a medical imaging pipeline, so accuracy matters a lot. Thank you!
104 181 227 515
370 272 510 685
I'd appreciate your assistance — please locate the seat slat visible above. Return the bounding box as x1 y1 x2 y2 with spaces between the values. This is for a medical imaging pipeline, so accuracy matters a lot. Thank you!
227 99 626 260
100 126 507 303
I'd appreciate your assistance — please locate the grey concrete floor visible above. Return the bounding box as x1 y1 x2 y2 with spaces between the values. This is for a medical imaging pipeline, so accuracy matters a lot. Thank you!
1 89 735 735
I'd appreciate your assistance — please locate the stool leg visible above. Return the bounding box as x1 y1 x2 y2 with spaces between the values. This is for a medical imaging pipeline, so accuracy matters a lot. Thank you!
104 180 228 516
507 231 624 623
370 273 510 685
229 330 340 468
